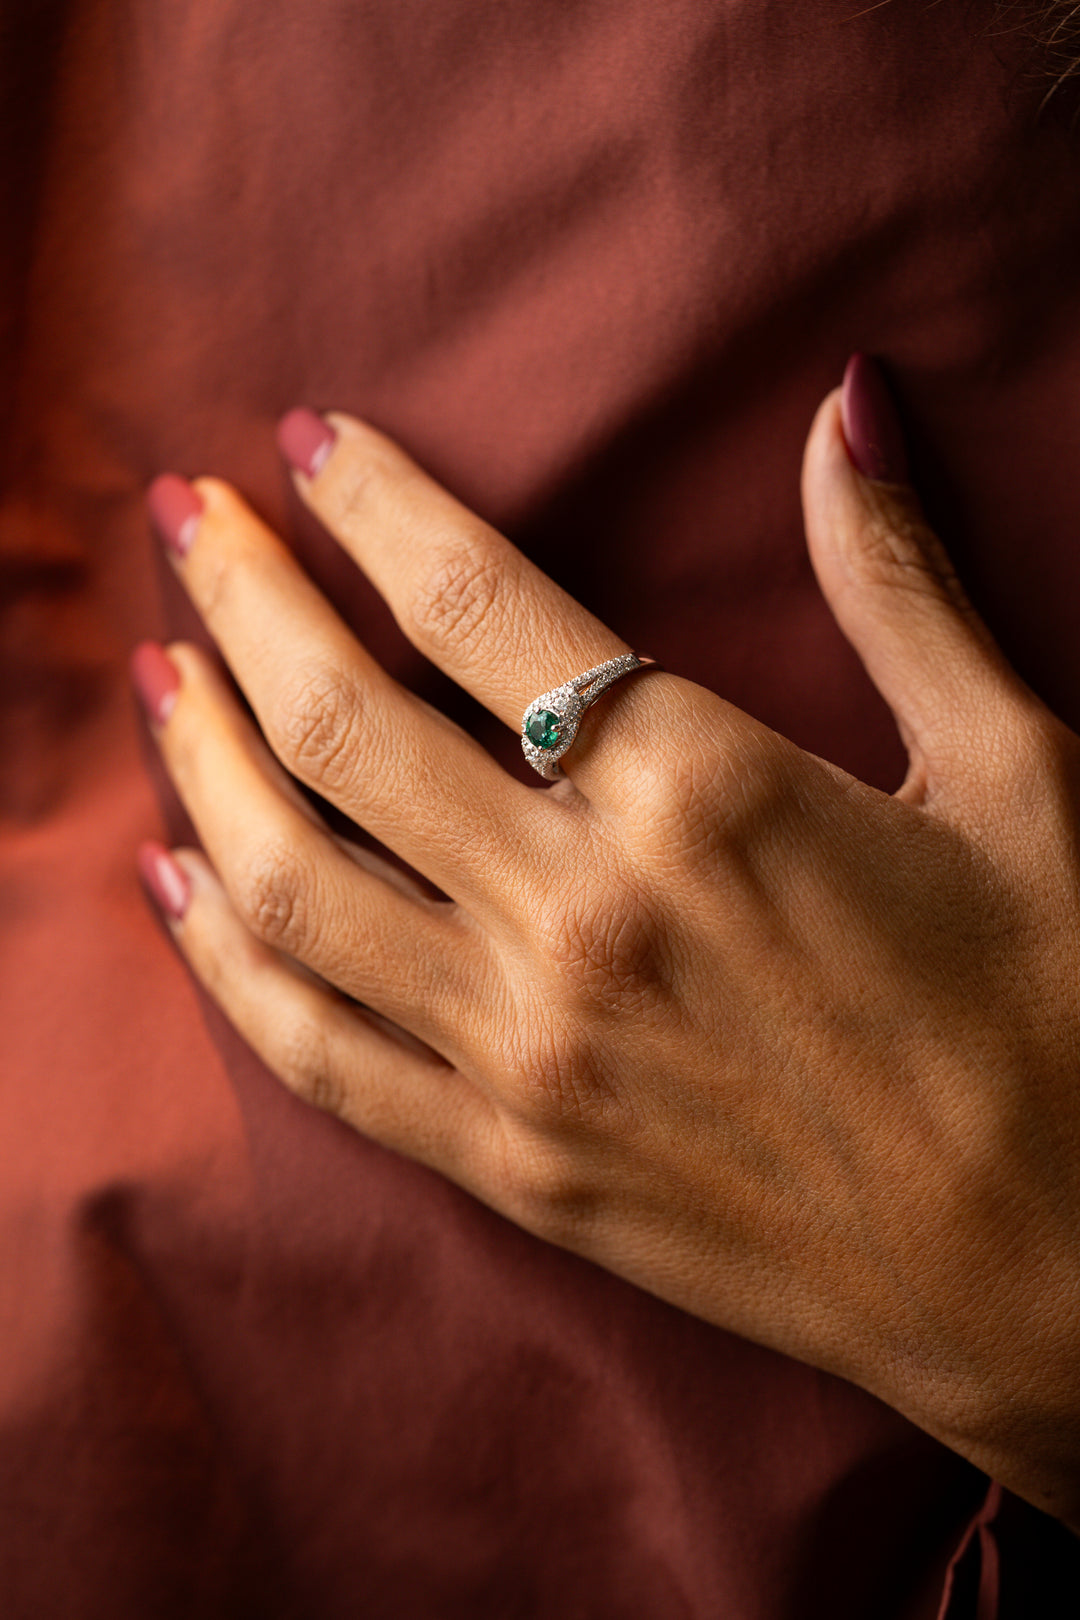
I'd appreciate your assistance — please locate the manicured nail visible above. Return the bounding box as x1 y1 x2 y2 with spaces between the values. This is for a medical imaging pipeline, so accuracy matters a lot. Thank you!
130 641 181 727
841 353 910 484
147 473 204 559
137 840 191 922
277 408 336 479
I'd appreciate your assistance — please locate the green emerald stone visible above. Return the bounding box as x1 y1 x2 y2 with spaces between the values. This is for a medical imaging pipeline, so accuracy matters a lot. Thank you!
525 708 562 749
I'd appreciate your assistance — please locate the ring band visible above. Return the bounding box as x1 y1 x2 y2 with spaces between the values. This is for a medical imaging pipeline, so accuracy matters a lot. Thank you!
521 653 659 780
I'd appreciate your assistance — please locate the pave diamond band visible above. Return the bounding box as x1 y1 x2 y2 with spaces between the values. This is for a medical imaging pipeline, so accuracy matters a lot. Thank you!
520 654 658 780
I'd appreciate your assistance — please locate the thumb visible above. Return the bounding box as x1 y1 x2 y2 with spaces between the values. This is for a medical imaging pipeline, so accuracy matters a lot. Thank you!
802 354 1029 799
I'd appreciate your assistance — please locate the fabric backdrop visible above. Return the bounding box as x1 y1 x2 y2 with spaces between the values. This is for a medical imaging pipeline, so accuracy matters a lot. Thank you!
2 2 1079 1615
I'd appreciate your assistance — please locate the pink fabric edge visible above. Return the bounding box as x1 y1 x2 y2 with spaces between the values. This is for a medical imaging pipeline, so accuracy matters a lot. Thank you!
936 1480 1003 1620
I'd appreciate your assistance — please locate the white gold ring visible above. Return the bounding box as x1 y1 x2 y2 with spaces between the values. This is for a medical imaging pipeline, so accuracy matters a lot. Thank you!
520 654 659 780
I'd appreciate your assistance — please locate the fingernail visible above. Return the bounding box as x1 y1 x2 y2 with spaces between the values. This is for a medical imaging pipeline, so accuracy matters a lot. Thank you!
277 408 336 479
131 641 181 726
137 840 191 922
147 473 204 559
841 354 910 484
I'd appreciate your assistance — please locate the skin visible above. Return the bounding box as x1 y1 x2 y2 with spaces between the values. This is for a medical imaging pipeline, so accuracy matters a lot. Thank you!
140 386 1080 1531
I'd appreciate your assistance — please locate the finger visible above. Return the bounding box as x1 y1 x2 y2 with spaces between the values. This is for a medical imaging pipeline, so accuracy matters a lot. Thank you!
137 637 489 1057
138 842 498 1176
275 408 673 800
801 355 1044 802
146 472 546 909
134 638 437 908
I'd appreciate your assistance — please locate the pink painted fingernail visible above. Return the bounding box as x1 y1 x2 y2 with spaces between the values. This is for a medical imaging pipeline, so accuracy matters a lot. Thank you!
131 641 181 726
147 473 204 559
137 840 191 922
841 353 910 484
277 408 336 479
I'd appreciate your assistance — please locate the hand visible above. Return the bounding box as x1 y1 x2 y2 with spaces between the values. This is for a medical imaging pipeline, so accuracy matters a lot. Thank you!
133 358 1080 1529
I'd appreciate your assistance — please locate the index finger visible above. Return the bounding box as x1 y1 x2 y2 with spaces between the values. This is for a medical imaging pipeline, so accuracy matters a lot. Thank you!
278 409 671 799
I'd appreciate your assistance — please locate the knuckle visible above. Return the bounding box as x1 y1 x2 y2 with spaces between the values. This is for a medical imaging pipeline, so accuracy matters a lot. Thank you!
987 704 1080 826
268 661 363 790
528 876 671 1015
491 1116 603 1244
625 747 683 821
273 1015 346 1117
405 534 505 660
859 509 927 587
712 735 794 839
322 434 399 531
1003 705 1070 773
850 496 972 614
632 744 728 857
187 481 249 622
195 542 234 627
643 787 730 868
232 840 313 954
848 494 940 589
496 1005 608 1128
636 726 789 865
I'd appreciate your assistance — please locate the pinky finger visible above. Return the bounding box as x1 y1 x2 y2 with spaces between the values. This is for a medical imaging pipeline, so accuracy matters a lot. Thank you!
137 841 497 1177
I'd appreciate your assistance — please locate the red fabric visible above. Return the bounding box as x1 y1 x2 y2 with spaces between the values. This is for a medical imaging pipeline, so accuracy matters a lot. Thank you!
2 3 1079 1614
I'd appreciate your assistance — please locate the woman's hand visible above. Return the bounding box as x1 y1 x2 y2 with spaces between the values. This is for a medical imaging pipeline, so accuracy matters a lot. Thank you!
133 358 1080 1529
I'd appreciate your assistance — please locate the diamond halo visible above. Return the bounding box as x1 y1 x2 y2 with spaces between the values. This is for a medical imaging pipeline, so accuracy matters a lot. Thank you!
520 654 655 781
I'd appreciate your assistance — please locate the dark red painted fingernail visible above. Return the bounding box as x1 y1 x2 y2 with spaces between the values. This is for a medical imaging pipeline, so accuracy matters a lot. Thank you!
147 473 204 559
130 641 181 726
841 354 910 484
137 840 192 922
277 408 336 479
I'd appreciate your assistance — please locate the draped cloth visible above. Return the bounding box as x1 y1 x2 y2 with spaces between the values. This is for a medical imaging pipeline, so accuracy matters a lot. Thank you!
2 3 1079 1614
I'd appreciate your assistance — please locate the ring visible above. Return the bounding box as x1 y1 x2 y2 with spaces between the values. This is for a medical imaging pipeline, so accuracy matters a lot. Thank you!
521 653 660 780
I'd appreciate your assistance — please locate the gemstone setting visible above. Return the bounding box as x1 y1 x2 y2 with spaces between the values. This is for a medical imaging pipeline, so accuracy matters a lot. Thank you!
525 708 562 749
520 654 651 781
